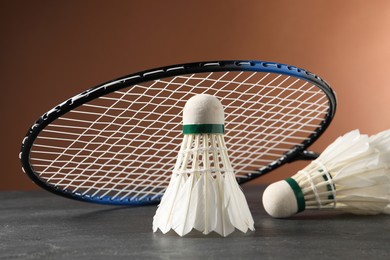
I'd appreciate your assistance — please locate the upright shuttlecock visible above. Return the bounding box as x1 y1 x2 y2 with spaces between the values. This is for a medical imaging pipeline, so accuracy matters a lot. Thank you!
262 129 390 218
153 94 255 236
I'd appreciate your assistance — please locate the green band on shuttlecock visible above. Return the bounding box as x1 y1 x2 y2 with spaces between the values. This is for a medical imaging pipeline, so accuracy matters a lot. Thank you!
285 178 306 213
182 124 224 134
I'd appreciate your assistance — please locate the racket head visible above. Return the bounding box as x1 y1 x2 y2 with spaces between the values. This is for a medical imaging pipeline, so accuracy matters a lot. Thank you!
20 60 336 205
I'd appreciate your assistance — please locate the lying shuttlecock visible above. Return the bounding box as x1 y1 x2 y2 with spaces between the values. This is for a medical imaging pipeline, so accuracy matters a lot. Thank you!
262 129 390 218
153 94 255 236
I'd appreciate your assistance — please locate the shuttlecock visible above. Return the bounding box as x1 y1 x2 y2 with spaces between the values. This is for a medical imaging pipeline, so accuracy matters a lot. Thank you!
153 94 255 236
262 129 390 218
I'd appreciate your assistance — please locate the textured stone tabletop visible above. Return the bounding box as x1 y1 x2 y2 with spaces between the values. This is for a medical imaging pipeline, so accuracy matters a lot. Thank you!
1 184 389 259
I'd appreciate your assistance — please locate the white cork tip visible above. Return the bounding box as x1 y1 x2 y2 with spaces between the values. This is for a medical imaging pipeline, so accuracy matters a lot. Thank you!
262 180 298 218
183 94 224 125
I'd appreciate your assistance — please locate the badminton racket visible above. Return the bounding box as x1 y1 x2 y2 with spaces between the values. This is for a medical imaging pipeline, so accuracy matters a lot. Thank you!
20 60 337 205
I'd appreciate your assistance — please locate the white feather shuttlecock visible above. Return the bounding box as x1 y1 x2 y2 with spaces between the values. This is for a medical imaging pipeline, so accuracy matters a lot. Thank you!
153 94 255 236
262 129 390 218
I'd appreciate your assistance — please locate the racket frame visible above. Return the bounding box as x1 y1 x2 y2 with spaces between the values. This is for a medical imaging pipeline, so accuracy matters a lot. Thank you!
20 60 337 205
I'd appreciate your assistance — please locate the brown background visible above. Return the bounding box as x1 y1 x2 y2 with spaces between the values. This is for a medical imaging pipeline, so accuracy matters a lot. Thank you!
1 0 390 191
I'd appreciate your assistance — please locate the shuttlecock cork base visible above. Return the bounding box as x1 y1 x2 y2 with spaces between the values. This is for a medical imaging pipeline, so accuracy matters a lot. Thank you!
153 94 255 237
262 129 390 218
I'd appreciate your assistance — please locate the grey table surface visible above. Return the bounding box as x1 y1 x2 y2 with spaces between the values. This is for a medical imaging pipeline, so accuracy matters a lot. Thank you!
1 184 389 260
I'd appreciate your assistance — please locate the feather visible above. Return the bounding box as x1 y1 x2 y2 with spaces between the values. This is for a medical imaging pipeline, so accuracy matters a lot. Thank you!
224 172 255 233
152 173 185 233
214 173 235 236
201 172 219 235
170 173 195 236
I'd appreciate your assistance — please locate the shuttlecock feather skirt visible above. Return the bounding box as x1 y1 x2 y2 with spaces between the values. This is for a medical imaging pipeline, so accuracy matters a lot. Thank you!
286 130 390 215
152 134 255 237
